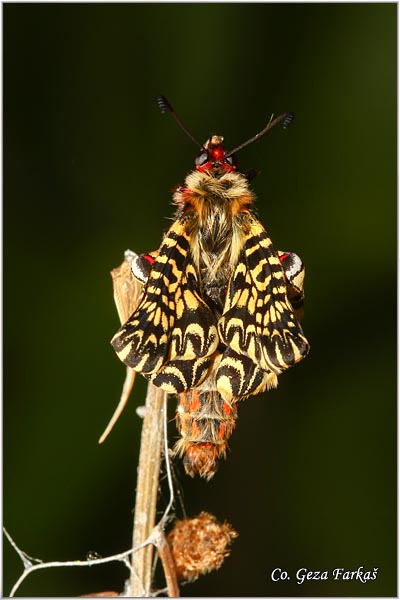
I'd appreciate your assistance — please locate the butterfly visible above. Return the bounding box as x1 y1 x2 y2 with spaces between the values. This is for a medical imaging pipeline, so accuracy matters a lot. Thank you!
111 97 309 478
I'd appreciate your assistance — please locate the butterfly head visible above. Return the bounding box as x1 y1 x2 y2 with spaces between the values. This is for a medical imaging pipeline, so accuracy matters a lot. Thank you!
156 95 293 179
195 135 238 175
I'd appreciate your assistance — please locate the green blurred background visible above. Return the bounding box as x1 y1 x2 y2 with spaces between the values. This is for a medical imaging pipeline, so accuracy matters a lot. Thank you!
4 3 396 597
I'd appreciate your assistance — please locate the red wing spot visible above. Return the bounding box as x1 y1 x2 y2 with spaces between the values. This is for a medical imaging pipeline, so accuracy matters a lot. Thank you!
279 253 290 262
143 254 156 265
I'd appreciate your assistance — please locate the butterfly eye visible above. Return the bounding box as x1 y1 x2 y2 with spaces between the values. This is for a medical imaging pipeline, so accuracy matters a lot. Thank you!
195 152 209 166
225 154 237 167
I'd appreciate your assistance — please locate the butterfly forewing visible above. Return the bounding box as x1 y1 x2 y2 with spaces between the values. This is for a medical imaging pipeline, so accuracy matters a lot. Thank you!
217 217 309 399
111 217 219 392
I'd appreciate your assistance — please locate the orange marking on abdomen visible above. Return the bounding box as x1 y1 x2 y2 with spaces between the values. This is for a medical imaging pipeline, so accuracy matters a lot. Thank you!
218 422 227 439
222 401 232 415
189 389 201 412
190 420 201 438
174 390 238 478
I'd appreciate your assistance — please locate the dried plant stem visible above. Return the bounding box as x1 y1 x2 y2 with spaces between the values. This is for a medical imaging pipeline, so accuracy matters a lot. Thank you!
130 383 167 596
109 254 179 596
154 529 180 598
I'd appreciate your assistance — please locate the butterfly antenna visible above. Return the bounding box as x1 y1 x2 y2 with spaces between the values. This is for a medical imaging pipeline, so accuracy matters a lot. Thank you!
225 111 294 158
157 95 205 150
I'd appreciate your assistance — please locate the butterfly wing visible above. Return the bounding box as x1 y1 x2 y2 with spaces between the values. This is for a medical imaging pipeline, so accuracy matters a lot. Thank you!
111 217 219 394
217 215 310 401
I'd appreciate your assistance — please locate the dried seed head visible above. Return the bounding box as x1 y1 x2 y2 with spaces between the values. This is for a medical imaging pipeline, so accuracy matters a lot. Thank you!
167 512 238 582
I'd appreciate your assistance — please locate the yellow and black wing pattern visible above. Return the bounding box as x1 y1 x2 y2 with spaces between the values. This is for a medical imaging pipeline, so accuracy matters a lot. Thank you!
216 216 310 402
111 217 219 394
